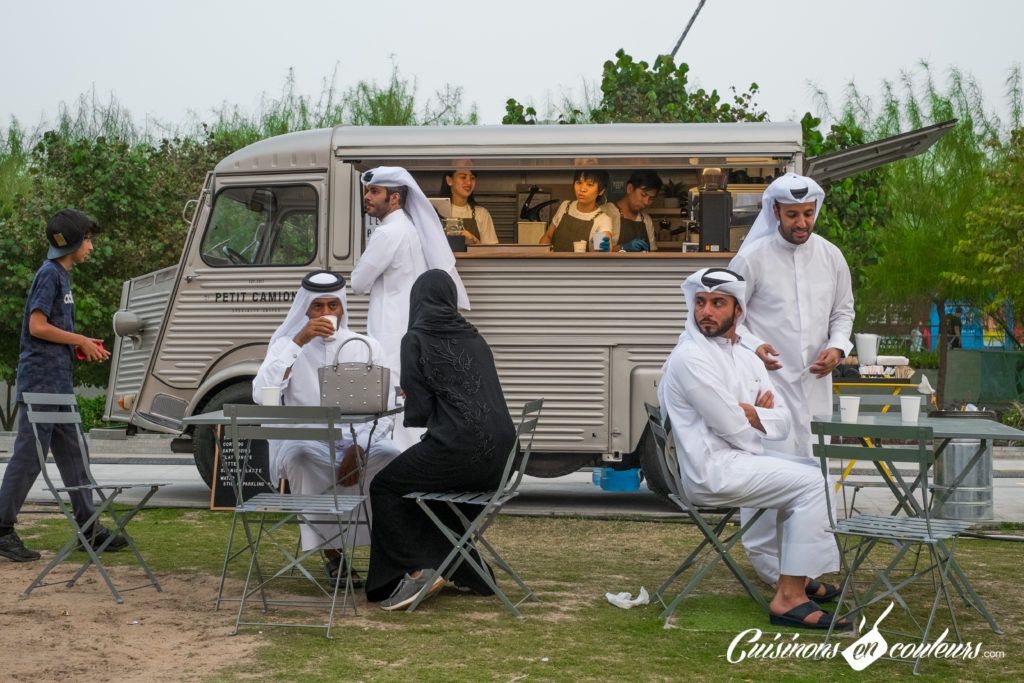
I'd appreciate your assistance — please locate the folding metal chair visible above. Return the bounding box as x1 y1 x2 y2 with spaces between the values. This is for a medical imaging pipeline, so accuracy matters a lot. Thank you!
644 403 769 623
403 398 544 617
812 421 980 674
222 404 367 638
21 392 165 603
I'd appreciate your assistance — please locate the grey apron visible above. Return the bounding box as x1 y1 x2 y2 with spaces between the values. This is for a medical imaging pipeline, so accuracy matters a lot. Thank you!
618 215 647 245
460 206 481 242
551 204 602 252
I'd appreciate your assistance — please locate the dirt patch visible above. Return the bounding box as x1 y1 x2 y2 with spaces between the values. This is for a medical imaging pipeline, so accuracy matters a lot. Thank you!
0 541 261 681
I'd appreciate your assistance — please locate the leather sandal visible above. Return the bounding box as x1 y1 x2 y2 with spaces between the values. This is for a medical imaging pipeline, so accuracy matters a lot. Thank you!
769 600 849 630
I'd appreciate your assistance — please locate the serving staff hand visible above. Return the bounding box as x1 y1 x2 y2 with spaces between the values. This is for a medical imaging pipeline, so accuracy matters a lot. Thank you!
755 344 782 371
620 238 649 252
597 236 611 252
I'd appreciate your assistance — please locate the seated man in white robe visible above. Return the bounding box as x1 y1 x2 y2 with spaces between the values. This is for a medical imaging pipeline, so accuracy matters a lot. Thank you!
252 270 400 585
658 267 846 630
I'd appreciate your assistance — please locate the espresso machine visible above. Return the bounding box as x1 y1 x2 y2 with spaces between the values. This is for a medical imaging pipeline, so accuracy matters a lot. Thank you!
689 168 732 253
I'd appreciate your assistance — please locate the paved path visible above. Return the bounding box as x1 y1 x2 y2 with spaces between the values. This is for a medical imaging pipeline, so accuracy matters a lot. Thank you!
3 433 1023 523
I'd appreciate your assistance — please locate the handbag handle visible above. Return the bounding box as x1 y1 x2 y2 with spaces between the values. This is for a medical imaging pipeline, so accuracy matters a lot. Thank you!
330 336 375 369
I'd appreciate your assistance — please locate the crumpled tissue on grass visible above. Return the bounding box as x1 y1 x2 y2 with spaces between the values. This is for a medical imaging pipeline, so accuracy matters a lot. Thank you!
605 587 649 608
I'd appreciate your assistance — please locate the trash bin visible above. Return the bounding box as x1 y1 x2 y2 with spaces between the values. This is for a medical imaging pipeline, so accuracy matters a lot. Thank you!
930 410 996 521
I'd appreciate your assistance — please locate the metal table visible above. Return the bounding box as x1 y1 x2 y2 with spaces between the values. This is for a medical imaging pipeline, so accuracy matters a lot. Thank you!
183 404 403 636
812 413 1024 634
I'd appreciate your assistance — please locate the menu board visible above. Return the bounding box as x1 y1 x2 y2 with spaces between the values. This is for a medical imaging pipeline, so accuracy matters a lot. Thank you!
209 424 278 510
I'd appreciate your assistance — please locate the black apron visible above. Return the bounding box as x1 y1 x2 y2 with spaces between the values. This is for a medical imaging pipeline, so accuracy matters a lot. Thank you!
460 206 481 241
618 215 648 245
551 203 602 253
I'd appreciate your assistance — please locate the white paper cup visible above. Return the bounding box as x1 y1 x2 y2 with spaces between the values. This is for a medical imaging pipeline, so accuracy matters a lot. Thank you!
900 395 921 424
839 395 860 423
573 240 587 253
322 314 338 341
261 386 282 406
591 233 607 251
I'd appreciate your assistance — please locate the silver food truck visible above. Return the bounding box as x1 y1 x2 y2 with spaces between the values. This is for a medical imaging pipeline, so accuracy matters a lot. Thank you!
104 121 951 494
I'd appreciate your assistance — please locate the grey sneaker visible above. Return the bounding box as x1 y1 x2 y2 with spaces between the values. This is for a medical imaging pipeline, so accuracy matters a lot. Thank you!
0 530 41 562
380 570 445 611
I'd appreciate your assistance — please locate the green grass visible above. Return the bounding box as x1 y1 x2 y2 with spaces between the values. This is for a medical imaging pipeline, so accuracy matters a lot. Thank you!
15 510 1024 681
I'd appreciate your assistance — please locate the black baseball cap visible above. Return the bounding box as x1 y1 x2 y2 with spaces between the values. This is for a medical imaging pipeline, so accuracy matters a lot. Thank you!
46 209 100 260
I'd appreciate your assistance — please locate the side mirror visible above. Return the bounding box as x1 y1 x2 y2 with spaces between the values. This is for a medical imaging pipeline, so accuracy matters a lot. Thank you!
112 310 144 349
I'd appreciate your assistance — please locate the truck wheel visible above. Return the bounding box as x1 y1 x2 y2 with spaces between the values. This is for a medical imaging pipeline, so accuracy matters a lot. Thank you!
524 452 596 478
638 428 672 501
192 382 254 488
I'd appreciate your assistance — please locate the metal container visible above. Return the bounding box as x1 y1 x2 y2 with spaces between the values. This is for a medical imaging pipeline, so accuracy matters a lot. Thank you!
931 411 997 521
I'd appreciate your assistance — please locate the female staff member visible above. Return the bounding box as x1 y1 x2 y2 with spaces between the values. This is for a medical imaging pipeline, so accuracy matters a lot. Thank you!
439 169 498 245
366 270 515 611
539 169 613 252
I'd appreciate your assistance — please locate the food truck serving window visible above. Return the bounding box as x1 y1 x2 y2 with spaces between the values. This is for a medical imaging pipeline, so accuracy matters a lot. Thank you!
200 185 318 267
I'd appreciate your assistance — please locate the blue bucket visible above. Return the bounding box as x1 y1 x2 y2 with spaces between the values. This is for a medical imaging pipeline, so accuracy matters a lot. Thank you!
599 467 641 492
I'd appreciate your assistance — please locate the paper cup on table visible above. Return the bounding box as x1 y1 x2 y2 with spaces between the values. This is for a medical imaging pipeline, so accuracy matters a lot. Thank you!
839 395 860 423
900 395 921 424
322 314 338 341
261 386 282 406
573 240 587 253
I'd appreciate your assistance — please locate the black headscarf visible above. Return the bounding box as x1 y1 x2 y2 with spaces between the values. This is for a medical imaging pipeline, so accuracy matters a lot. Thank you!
408 269 477 337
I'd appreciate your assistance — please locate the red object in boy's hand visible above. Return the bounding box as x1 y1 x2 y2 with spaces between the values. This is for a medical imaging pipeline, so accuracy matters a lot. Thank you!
75 341 105 359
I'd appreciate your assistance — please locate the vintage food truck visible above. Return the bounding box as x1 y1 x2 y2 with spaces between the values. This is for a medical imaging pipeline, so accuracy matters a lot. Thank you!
104 121 951 493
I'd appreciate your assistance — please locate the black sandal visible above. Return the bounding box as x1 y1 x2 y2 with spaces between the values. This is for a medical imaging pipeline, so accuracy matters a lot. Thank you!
769 600 850 631
805 579 843 603
325 556 364 588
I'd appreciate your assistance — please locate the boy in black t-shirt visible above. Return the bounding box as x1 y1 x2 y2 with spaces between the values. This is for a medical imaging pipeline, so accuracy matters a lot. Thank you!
0 210 126 562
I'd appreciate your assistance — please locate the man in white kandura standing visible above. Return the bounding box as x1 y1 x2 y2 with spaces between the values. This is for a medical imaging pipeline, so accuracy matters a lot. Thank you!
728 173 853 594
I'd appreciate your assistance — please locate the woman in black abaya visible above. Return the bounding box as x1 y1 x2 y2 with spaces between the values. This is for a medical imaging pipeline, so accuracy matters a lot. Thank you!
366 269 515 610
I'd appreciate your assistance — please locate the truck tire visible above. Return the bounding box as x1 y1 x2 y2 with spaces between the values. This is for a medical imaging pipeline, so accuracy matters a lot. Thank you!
524 452 596 478
192 382 254 488
638 428 672 501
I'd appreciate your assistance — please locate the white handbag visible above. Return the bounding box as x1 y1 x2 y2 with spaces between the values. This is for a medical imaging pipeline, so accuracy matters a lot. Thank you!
318 337 391 413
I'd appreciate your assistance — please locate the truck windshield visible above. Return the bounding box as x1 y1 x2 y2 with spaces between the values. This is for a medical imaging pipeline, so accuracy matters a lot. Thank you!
200 185 318 266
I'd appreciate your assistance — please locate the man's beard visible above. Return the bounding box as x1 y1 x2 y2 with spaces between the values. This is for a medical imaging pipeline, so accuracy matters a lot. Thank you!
699 313 735 338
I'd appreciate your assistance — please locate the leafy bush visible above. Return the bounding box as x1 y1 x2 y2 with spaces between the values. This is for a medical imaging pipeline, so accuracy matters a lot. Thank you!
76 394 124 433
1003 401 1024 430
907 350 940 369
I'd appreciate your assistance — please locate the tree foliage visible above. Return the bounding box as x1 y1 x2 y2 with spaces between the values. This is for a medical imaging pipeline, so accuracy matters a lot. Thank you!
958 125 1024 346
854 65 1005 405
800 112 890 301
0 64 475 429
503 50 765 125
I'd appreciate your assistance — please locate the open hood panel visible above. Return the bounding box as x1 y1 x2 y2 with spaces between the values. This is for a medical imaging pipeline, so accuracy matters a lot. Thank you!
805 119 957 186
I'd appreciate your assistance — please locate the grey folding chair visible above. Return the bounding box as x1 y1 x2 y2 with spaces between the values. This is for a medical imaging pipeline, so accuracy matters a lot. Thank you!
222 404 366 638
21 392 165 603
812 421 980 674
403 398 544 617
644 403 769 623
829 392 915 516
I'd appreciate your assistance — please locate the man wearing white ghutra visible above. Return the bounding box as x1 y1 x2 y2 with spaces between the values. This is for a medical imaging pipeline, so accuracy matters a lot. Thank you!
351 166 470 450
658 267 845 630
729 173 854 593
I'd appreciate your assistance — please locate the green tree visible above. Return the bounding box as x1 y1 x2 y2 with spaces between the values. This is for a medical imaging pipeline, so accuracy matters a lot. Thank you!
800 112 891 303
503 50 765 124
857 66 1001 406
957 125 1024 347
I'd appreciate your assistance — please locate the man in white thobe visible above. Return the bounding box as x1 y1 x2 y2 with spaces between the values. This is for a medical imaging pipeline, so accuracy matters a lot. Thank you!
252 271 400 581
728 173 854 588
658 267 844 630
350 166 470 449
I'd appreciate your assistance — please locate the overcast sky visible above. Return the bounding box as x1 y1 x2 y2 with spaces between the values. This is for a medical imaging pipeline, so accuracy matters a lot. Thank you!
2 0 1021 134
